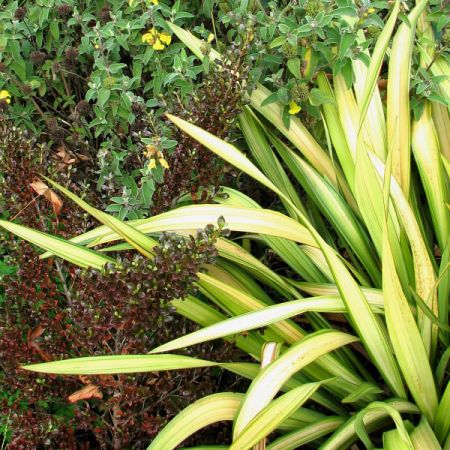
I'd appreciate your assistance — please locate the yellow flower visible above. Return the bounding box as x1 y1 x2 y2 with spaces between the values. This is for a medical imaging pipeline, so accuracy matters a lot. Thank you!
142 27 171 50
0 90 11 104
159 32 171 45
150 0 158 4
142 27 158 45
288 101 301 115
159 157 169 169
148 158 157 169
367 7 376 13
207 33 215 43
152 39 165 51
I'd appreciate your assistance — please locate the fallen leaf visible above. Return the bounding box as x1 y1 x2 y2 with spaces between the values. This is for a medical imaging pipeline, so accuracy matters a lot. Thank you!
46 189 63 216
30 180 49 196
68 384 103 403
30 179 64 216
56 146 76 164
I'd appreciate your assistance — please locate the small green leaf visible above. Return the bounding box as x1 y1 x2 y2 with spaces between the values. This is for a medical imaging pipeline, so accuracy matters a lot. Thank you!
97 88 111 108
50 22 59 40
261 92 279 107
270 36 286 49
287 58 301 79
339 33 355 59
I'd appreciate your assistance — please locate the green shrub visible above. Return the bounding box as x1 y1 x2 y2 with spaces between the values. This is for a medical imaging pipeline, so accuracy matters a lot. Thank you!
0 0 213 218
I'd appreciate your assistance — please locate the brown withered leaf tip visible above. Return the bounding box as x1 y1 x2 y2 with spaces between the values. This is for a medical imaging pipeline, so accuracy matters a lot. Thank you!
30 179 63 216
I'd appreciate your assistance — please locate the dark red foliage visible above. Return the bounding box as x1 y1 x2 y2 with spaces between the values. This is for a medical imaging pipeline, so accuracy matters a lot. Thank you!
0 199 241 449
0 243 91 449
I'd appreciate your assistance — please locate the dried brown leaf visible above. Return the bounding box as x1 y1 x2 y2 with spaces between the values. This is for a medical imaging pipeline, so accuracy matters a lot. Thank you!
68 384 103 403
30 179 64 216
30 180 49 196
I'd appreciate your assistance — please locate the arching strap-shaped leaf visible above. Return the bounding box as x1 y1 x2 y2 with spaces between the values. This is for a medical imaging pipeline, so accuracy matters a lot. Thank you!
383 428 414 450
233 330 357 438
166 21 221 62
197 273 363 390
214 187 327 284
382 228 438 423
355 402 414 450
168 112 406 400
371 153 439 359
167 23 355 208
23 354 218 375
410 417 442 449
435 381 450 444
269 134 380 285
249 83 356 208
386 0 429 196
358 0 400 128
0 220 113 270
167 114 283 198
41 204 316 258
230 383 321 450
239 106 307 218
319 399 419 450
150 296 373 355
411 102 448 252
148 393 242 450
268 416 345 450
215 238 300 299
293 282 383 309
